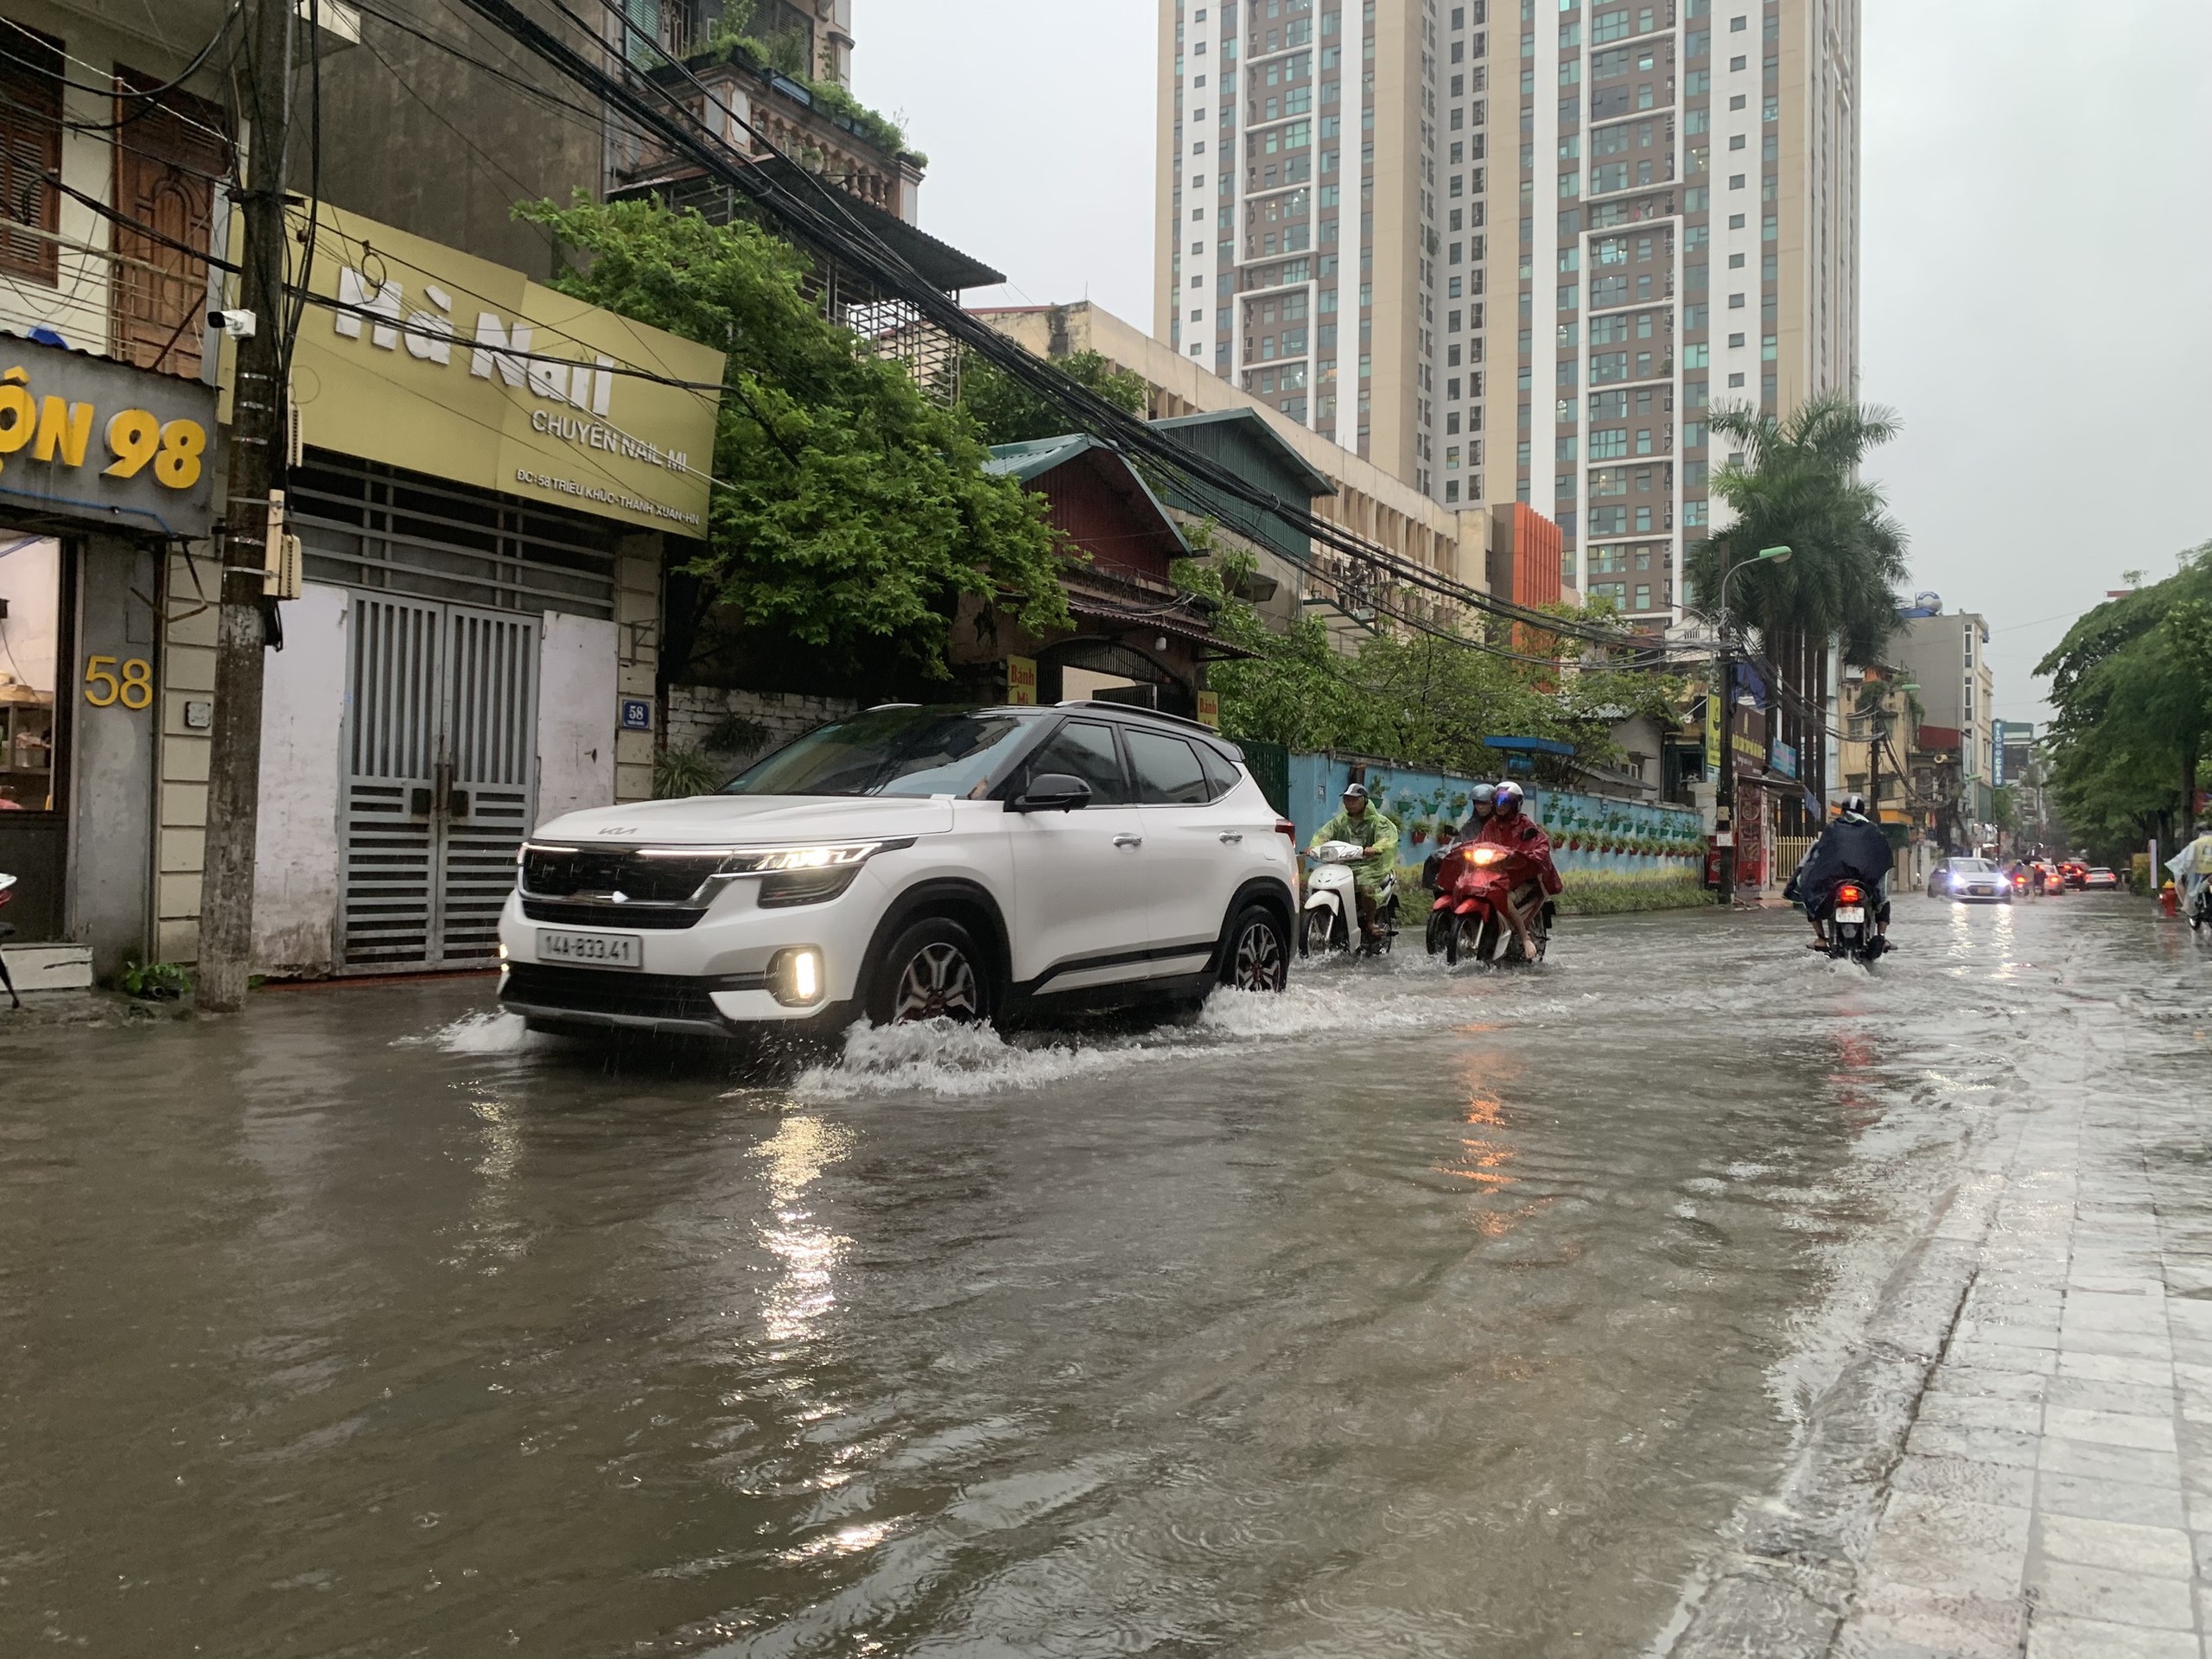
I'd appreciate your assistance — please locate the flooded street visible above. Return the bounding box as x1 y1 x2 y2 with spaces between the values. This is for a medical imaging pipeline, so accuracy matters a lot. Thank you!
3 894 2202 1656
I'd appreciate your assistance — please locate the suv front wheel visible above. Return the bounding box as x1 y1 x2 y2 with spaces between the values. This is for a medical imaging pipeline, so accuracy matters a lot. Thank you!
1222 903 1290 994
866 917 995 1026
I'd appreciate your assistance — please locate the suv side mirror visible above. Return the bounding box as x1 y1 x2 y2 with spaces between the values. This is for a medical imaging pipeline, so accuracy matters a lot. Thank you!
1010 772 1092 813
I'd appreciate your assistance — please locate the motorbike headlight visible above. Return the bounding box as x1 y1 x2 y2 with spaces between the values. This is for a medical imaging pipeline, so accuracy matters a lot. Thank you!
1467 847 1501 865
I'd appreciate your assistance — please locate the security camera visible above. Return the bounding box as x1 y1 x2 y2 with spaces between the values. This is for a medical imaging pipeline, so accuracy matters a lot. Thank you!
208 308 257 338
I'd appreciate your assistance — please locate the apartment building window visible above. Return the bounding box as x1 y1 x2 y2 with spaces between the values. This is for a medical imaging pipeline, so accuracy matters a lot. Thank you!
0 29 62 283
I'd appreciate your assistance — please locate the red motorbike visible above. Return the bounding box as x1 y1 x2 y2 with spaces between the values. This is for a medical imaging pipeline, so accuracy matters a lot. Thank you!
1425 839 1557 965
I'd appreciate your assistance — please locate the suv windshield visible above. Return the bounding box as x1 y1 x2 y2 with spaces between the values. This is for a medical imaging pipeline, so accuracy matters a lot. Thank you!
724 708 1040 798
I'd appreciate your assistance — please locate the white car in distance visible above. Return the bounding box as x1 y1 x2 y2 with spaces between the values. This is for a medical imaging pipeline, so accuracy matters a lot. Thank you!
499 702 1298 1039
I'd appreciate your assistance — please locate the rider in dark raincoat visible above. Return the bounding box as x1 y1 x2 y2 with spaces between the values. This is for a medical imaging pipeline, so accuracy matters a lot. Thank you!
1790 793 1893 950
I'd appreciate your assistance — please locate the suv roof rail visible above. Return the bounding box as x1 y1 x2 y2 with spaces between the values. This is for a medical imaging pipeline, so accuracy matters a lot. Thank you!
1051 698 1223 738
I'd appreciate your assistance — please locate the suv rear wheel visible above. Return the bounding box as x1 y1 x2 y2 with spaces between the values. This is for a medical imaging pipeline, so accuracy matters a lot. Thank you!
1222 903 1289 993
866 917 994 1025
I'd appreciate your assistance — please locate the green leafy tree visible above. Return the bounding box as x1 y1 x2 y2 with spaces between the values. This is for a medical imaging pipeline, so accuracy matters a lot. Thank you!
959 347 1150 447
1174 552 1681 780
1681 392 1910 667
2037 543 2212 858
517 197 1065 690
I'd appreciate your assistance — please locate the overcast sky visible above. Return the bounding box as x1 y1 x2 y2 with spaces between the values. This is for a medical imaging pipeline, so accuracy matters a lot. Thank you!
857 2 2212 724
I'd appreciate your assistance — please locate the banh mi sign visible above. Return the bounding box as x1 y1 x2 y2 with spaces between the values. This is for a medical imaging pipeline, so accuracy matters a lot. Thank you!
283 204 725 538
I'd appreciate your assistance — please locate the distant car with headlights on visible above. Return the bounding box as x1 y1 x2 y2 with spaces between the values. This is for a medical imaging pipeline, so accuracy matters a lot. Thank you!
2081 866 2120 892
1929 856 2011 903
496 702 1299 1040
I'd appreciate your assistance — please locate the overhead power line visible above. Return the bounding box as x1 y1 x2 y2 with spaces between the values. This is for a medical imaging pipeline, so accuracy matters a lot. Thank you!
445 0 1705 660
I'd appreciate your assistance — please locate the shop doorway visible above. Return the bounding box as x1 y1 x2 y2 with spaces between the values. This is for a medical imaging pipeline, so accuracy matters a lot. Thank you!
340 595 538 969
0 536 65 940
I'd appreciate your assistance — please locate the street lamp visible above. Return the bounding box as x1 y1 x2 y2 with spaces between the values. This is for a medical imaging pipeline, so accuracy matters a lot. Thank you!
1713 545 1791 905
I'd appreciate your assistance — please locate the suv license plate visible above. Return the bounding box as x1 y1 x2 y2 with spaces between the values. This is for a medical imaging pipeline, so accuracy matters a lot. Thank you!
537 929 643 969
1834 906 1866 923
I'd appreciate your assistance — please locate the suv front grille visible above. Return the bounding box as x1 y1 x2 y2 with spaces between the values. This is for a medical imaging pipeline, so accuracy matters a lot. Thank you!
502 963 766 1024
520 845 727 904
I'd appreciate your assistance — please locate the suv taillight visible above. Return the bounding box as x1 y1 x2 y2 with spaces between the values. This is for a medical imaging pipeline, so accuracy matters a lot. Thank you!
1274 818 1296 840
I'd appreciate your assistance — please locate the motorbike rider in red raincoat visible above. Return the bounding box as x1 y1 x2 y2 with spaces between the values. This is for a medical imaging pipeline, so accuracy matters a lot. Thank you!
1474 781 1564 958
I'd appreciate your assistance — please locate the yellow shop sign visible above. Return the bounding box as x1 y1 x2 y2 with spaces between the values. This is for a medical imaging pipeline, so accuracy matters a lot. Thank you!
283 205 725 538
0 334 219 537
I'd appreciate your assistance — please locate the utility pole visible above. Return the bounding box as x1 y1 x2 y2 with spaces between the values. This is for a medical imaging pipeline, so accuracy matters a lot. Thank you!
1714 643 1737 905
198 0 294 1012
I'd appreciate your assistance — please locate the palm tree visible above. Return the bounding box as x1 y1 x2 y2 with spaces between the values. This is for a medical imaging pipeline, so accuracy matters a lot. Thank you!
1681 392 1910 667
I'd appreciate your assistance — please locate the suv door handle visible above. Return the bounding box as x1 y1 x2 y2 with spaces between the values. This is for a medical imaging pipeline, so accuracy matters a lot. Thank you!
1112 833 1144 848
1218 831 1243 843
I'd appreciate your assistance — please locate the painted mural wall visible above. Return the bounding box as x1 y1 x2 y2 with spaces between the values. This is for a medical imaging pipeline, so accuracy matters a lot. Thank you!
1284 752 1706 874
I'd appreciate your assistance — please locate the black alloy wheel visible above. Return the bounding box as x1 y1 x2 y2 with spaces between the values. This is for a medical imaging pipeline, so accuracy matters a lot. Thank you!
867 917 992 1026
1224 904 1290 993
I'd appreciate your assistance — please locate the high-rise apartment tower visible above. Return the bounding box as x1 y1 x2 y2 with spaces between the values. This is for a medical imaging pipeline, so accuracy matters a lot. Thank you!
1155 0 1859 625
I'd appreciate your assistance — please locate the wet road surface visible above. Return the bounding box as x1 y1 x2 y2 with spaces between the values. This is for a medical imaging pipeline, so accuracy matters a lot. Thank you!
2 893 2197 1656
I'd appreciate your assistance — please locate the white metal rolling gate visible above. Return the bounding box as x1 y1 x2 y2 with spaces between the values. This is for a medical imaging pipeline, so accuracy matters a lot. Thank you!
341 598 538 969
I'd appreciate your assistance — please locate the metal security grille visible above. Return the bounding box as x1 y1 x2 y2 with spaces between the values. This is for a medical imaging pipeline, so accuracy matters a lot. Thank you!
293 449 620 620
341 597 539 969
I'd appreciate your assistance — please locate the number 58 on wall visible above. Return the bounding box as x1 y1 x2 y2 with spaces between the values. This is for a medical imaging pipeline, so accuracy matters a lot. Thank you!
84 655 153 709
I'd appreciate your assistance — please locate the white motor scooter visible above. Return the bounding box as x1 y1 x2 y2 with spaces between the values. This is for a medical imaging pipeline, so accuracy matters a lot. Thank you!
1300 841 1398 957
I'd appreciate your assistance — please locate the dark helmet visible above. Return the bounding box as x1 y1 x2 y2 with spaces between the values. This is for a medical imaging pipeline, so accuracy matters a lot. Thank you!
1839 793 1871 821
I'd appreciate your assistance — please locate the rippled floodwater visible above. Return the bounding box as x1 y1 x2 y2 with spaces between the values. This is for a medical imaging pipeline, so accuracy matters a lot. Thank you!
0 894 2177 1656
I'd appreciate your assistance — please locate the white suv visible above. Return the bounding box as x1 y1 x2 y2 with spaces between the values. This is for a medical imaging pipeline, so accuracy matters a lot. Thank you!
498 702 1297 1038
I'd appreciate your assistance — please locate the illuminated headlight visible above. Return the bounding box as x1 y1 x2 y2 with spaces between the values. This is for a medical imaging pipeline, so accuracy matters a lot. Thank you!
728 842 885 874
768 946 825 1007
498 941 510 962
720 840 910 909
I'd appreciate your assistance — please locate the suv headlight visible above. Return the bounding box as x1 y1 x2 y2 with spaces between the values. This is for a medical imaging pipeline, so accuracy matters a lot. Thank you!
720 839 912 908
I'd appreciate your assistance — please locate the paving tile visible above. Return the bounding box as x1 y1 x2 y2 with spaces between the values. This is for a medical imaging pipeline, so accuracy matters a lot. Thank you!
1863 1493 2030 1599
2061 1327 2176 1363
2169 1337 2212 1370
2044 1406 2180 1454
2060 1352 2177 1389
2025 1615 2201 1659
1936 1364 2051 1403
1921 1392 2045 1435
1909 1421 2042 1469
1953 1340 2061 1377
2066 1295 2176 1337
2046 1376 2175 1419
2039 1438 2183 1487
2035 1472 2187 1529
1966 1321 2063 1351
2037 1512 2193 1578
1893 1452 2039 1510
1852 1584 2025 1659
2026 1561 2194 1630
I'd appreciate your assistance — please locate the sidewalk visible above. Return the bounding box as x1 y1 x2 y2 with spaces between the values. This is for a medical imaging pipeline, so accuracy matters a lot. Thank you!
1666 969 2212 1659
1839 1085 2210 1659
